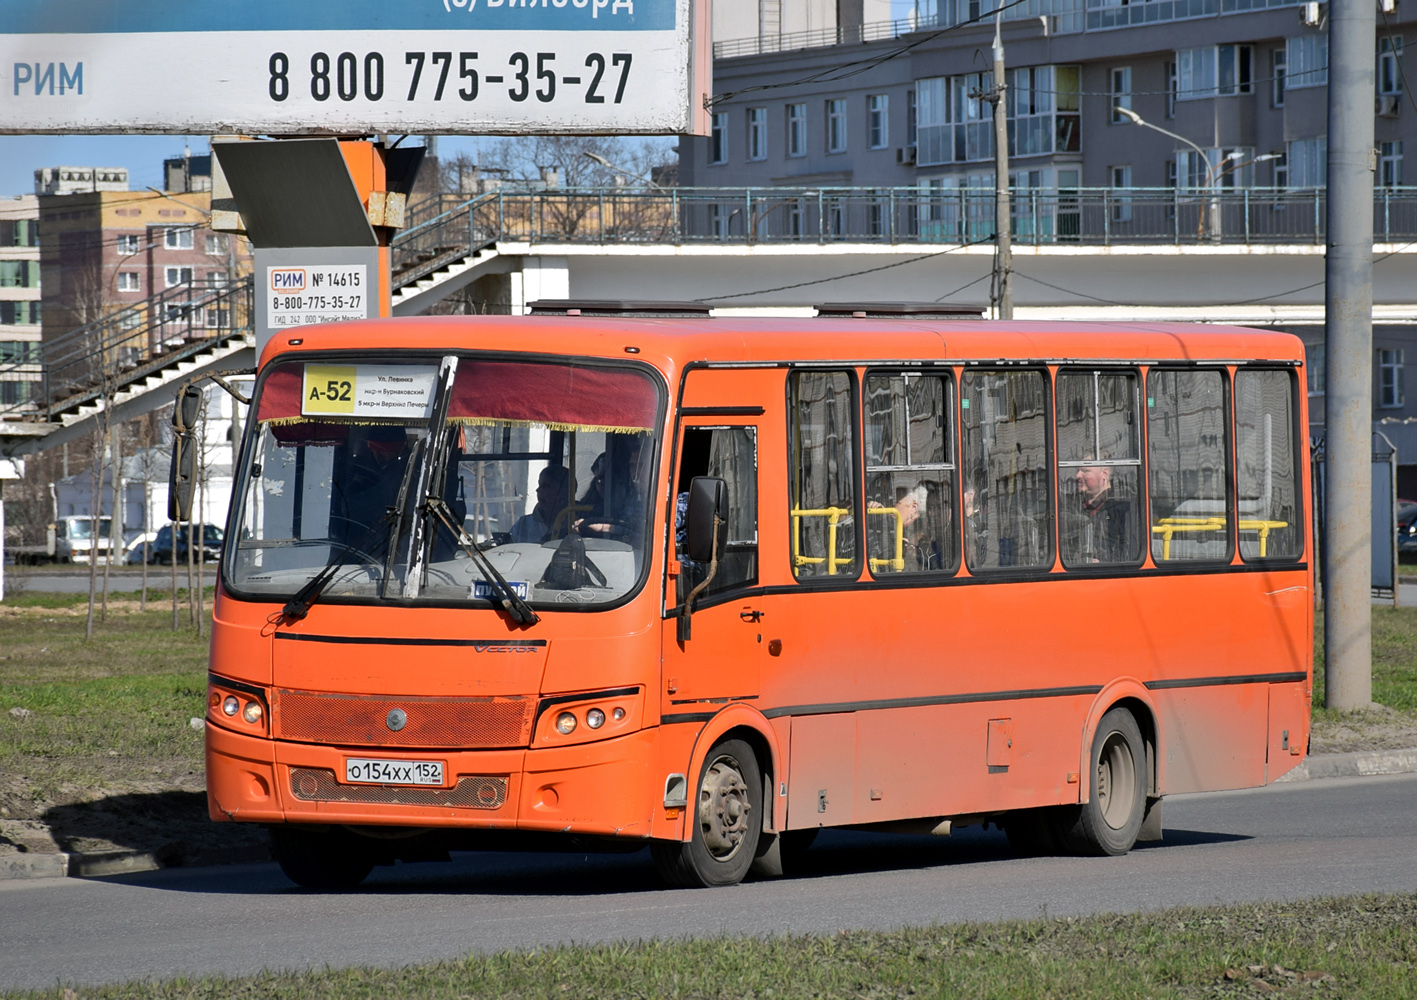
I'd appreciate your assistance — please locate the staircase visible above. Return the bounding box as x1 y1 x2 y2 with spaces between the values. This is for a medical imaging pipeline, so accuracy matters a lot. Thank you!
390 192 504 315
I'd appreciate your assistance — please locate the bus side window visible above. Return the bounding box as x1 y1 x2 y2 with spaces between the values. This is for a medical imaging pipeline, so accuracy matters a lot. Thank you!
789 371 858 579
1235 369 1302 561
960 370 1052 571
1148 369 1231 562
675 426 758 603
864 372 956 575
1057 370 1144 568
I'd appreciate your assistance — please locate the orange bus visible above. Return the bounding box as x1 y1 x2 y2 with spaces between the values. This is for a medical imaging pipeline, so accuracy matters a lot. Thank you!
197 309 1311 888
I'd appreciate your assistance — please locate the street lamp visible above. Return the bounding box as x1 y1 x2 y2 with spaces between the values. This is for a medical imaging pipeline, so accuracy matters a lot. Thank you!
583 151 662 190
1114 106 1227 239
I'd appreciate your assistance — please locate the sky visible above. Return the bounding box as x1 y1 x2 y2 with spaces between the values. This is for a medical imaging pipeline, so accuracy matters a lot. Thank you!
0 134 523 199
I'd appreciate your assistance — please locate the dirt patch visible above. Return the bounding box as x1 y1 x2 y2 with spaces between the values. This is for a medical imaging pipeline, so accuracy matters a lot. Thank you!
0 751 267 866
1309 704 1417 754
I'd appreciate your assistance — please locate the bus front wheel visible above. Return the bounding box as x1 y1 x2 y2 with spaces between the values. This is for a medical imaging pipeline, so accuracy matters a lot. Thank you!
651 739 762 888
269 825 374 889
1058 707 1147 856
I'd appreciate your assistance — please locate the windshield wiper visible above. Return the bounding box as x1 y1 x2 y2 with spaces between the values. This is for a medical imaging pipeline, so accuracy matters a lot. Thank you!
276 513 393 624
426 498 540 626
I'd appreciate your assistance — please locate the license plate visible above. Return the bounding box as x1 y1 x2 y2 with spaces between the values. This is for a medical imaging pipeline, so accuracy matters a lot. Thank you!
344 758 444 786
472 580 529 600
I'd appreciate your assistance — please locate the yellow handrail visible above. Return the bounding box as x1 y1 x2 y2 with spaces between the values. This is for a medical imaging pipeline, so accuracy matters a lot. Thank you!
1151 516 1289 559
790 506 854 575
866 506 905 572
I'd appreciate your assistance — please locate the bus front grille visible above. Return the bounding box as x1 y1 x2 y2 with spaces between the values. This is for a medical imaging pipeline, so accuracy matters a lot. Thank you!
289 768 508 809
273 689 534 748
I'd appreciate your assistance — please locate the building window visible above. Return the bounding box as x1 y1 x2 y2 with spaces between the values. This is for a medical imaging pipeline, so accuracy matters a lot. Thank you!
116 271 140 292
206 271 230 289
165 265 194 288
1271 48 1287 107
868 94 889 149
0 381 31 406
1165 60 1177 117
906 89 917 147
1286 35 1328 90
787 103 806 157
205 234 226 256
1110 67 1132 123
1273 153 1289 189
0 261 36 288
1177 45 1253 100
1111 166 1133 221
1379 36 1404 96
1286 137 1327 187
163 226 194 250
709 112 728 165
1380 141 1404 187
746 107 767 161
0 219 38 247
0 301 41 325
826 99 847 153
1379 348 1405 408
117 234 140 255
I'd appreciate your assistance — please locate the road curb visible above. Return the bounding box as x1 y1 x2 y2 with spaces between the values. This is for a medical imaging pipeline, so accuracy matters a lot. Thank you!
1274 746 1417 782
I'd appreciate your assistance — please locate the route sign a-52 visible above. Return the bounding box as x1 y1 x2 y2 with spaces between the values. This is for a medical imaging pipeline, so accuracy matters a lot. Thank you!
0 0 710 135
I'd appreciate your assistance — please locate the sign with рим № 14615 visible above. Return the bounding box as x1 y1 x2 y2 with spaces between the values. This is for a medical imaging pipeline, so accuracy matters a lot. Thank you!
267 264 368 330
0 0 709 135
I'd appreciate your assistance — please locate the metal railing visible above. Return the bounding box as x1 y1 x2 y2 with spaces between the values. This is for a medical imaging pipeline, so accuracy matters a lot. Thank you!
0 276 254 423
391 186 1417 259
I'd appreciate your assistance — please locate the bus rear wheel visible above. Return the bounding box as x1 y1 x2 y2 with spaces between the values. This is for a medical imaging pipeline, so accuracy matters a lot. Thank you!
651 739 762 888
269 825 374 889
1058 707 1147 856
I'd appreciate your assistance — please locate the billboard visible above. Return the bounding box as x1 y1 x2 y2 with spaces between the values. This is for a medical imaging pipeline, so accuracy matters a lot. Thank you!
0 0 708 135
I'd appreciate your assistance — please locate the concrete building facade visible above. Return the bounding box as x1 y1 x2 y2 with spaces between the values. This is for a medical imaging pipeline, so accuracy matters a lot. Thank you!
0 195 42 410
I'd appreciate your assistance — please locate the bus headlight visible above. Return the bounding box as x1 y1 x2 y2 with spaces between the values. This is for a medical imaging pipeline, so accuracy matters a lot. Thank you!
222 696 239 716
535 689 642 746
242 701 263 724
586 708 605 729
556 712 577 735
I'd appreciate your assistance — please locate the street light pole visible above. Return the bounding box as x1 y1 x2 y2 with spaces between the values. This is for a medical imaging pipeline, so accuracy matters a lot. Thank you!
1114 107 1222 239
990 13 1012 320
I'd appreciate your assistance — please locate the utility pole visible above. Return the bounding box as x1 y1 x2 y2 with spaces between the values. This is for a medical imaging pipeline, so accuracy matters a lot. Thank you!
1324 0 1376 709
990 13 1013 320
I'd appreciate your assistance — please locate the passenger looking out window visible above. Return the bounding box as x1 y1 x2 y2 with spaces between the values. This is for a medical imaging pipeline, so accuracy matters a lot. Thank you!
1057 370 1142 566
864 372 954 574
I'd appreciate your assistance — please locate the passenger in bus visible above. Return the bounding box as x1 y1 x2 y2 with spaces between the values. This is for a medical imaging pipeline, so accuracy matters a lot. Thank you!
868 485 941 572
1065 457 1136 564
575 437 646 541
963 470 990 566
511 466 571 543
335 424 411 542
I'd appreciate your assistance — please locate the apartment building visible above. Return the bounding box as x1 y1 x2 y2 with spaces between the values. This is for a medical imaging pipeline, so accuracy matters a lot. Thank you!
686 1 1410 199
0 195 42 410
36 171 243 356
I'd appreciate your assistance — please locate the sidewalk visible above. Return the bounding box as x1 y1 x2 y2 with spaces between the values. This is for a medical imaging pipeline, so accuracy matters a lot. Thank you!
2 746 1414 882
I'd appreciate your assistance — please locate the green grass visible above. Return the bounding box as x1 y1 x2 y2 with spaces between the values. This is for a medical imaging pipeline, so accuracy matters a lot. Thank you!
0 606 209 807
1313 606 1417 713
9 894 1417 999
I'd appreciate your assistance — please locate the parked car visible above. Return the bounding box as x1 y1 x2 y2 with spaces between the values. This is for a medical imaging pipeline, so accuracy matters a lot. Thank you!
1399 499 1417 555
147 523 224 565
123 532 159 565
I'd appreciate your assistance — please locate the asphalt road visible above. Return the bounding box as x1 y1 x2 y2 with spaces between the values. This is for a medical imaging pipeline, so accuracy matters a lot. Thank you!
2 771 1415 992
1 565 217 595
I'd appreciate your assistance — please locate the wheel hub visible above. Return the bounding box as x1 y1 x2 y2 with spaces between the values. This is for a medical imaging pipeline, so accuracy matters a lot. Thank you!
698 757 752 859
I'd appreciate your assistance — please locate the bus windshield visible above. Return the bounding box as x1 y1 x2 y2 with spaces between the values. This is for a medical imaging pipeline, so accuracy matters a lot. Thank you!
227 356 661 610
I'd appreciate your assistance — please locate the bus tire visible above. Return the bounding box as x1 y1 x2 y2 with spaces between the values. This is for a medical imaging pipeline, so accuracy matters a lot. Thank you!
1059 707 1147 856
650 739 762 888
269 825 374 889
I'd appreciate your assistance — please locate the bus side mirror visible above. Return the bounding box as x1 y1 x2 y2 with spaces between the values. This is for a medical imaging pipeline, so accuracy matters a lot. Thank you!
686 476 728 564
168 386 201 521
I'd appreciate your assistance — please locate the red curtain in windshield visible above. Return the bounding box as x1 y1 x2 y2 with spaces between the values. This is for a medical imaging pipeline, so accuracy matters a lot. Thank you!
451 361 656 434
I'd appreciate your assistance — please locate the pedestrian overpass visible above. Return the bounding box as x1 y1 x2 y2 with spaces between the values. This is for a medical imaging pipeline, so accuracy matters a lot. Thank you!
4 184 1417 458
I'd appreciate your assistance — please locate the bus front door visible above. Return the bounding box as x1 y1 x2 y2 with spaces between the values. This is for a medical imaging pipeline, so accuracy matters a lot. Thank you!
662 421 763 708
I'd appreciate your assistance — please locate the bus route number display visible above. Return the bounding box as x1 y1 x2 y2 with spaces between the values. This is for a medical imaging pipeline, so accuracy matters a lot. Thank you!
267 265 367 330
302 364 439 419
